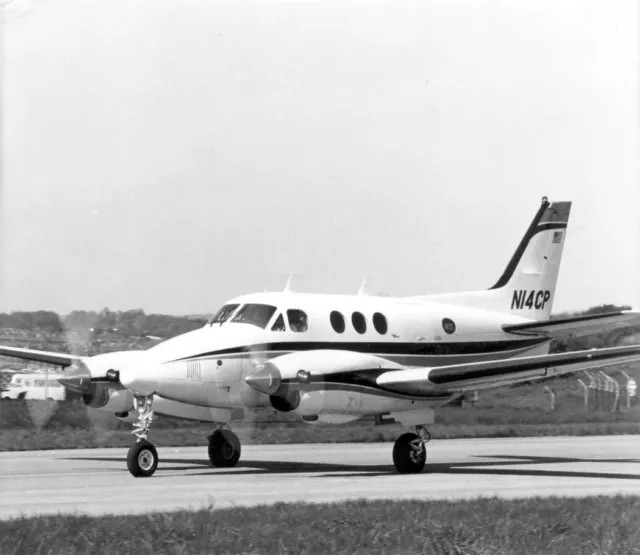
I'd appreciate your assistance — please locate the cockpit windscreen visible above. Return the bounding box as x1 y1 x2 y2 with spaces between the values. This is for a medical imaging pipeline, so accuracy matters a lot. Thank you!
208 304 240 325
231 304 277 329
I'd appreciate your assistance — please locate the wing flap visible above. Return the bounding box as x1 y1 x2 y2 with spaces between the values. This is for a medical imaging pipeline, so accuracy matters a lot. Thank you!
376 344 640 395
503 310 640 339
0 345 81 367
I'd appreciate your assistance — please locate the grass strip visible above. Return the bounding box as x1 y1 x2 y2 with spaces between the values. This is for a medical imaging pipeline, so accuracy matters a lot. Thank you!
2 421 640 452
2 496 639 555
2 399 639 451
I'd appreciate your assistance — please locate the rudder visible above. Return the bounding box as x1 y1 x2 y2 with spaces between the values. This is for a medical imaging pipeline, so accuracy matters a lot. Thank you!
490 197 571 320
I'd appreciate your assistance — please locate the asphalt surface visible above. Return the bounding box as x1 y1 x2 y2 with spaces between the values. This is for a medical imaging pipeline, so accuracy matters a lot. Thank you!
1 435 639 519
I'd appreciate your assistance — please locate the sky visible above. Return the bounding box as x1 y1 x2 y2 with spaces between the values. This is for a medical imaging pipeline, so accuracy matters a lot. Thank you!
1 0 638 315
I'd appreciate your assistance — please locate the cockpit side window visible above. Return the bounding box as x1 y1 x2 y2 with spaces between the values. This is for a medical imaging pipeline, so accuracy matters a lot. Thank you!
231 304 277 329
271 314 286 332
208 304 240 326
287 309 308 333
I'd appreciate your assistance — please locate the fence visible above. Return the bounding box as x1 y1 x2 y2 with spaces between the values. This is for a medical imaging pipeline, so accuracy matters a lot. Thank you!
574 370 637 412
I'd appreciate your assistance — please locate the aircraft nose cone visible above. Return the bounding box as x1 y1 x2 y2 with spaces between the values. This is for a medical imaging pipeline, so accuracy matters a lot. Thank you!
57 362 91 393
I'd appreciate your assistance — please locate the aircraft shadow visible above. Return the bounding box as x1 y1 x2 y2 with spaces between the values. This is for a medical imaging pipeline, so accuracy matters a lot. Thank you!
61 455 392 475
61 453 640 481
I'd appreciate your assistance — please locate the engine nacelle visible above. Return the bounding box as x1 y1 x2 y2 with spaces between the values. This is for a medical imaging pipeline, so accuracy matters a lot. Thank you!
245 350 401 395
243 350 414 419
295 390 364 416
81 351 149 380
266 350 402 383
270 388 368 419
269 388 300 412
303 414 361 425
237 381 273 411
82 384 134 412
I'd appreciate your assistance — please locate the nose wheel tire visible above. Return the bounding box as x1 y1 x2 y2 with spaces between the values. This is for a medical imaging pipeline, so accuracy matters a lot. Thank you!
127 440 159 477
393 432 426 474
208 429 241 468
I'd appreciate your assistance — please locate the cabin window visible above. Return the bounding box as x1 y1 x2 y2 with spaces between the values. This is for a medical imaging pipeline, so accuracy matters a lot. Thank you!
373 312 388 335
287 309 308 332
330 311 346 334
442 318 456 334
231 304 277 329
208 304 240 325
271 314 286 332
351 311 367 334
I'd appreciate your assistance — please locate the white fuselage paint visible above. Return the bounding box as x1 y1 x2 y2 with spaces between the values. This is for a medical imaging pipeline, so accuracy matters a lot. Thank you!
108 291 548 421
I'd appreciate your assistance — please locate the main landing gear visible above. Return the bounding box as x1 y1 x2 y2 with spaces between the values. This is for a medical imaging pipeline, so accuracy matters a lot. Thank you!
126 395 243 477
208 428 241 468
392 425 431 473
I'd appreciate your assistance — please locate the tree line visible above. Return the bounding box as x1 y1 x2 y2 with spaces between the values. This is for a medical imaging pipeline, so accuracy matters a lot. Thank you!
0 309 208 340
0 305 638 350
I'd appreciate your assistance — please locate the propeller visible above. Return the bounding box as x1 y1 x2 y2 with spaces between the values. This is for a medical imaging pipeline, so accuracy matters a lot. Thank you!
23 311 141 438
23 314 94 430
236 342 280 441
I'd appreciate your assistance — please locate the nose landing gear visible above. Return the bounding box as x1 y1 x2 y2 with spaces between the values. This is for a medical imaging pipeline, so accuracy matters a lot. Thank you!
392 425 430 474
127 440 158 478
124 394 243 477
127 395 158 478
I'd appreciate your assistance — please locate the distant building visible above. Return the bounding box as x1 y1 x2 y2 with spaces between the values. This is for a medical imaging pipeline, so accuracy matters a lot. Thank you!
2 372 66 401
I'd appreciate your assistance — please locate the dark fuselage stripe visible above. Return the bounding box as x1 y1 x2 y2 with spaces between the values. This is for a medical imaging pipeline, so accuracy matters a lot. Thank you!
172 338 548 362
284 381 444 401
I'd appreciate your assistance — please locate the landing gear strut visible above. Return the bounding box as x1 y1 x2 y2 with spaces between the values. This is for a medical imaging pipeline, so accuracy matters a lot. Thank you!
127 395 158 478
392 425 430 474
208 428 241 468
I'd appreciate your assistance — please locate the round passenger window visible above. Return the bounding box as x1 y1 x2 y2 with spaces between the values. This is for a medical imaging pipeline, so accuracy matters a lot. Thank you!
372 312 388 335
351 312 367 334
330 311 346 334
442 318 456 334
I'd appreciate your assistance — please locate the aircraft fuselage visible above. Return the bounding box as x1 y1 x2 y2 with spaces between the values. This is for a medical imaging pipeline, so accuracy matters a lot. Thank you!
120 291 549 416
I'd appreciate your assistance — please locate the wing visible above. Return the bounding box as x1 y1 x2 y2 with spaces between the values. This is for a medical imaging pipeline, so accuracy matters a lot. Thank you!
503 310 640 339
376 344 640 395
0 345 81 367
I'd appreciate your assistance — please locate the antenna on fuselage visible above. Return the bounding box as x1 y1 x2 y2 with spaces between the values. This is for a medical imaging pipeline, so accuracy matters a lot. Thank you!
283 272 298 293
357 277 371 296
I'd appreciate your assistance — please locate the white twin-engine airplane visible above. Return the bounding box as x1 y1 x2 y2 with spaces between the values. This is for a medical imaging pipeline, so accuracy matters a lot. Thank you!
2 197 640 477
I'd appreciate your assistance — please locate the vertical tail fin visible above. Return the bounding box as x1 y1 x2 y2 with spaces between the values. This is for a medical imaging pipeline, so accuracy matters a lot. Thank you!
489 197 571 320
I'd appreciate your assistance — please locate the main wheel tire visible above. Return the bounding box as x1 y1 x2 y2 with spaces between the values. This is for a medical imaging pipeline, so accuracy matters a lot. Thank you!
127 440 159 477
393 432 427 474
208 429 241 468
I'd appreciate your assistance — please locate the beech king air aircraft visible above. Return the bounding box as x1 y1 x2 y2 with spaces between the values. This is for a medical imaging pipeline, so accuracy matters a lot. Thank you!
2 197 640 477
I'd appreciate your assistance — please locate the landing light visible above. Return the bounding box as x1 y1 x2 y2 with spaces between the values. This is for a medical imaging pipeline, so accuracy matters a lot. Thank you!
296 369 311 383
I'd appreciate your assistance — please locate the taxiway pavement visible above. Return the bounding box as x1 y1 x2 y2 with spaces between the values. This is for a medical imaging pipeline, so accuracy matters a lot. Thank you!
1 435 638 519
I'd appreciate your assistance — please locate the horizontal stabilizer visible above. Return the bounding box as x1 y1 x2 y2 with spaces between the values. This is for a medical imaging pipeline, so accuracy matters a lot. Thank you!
377 344 640 395
503 310 640 339
0 345 81 367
